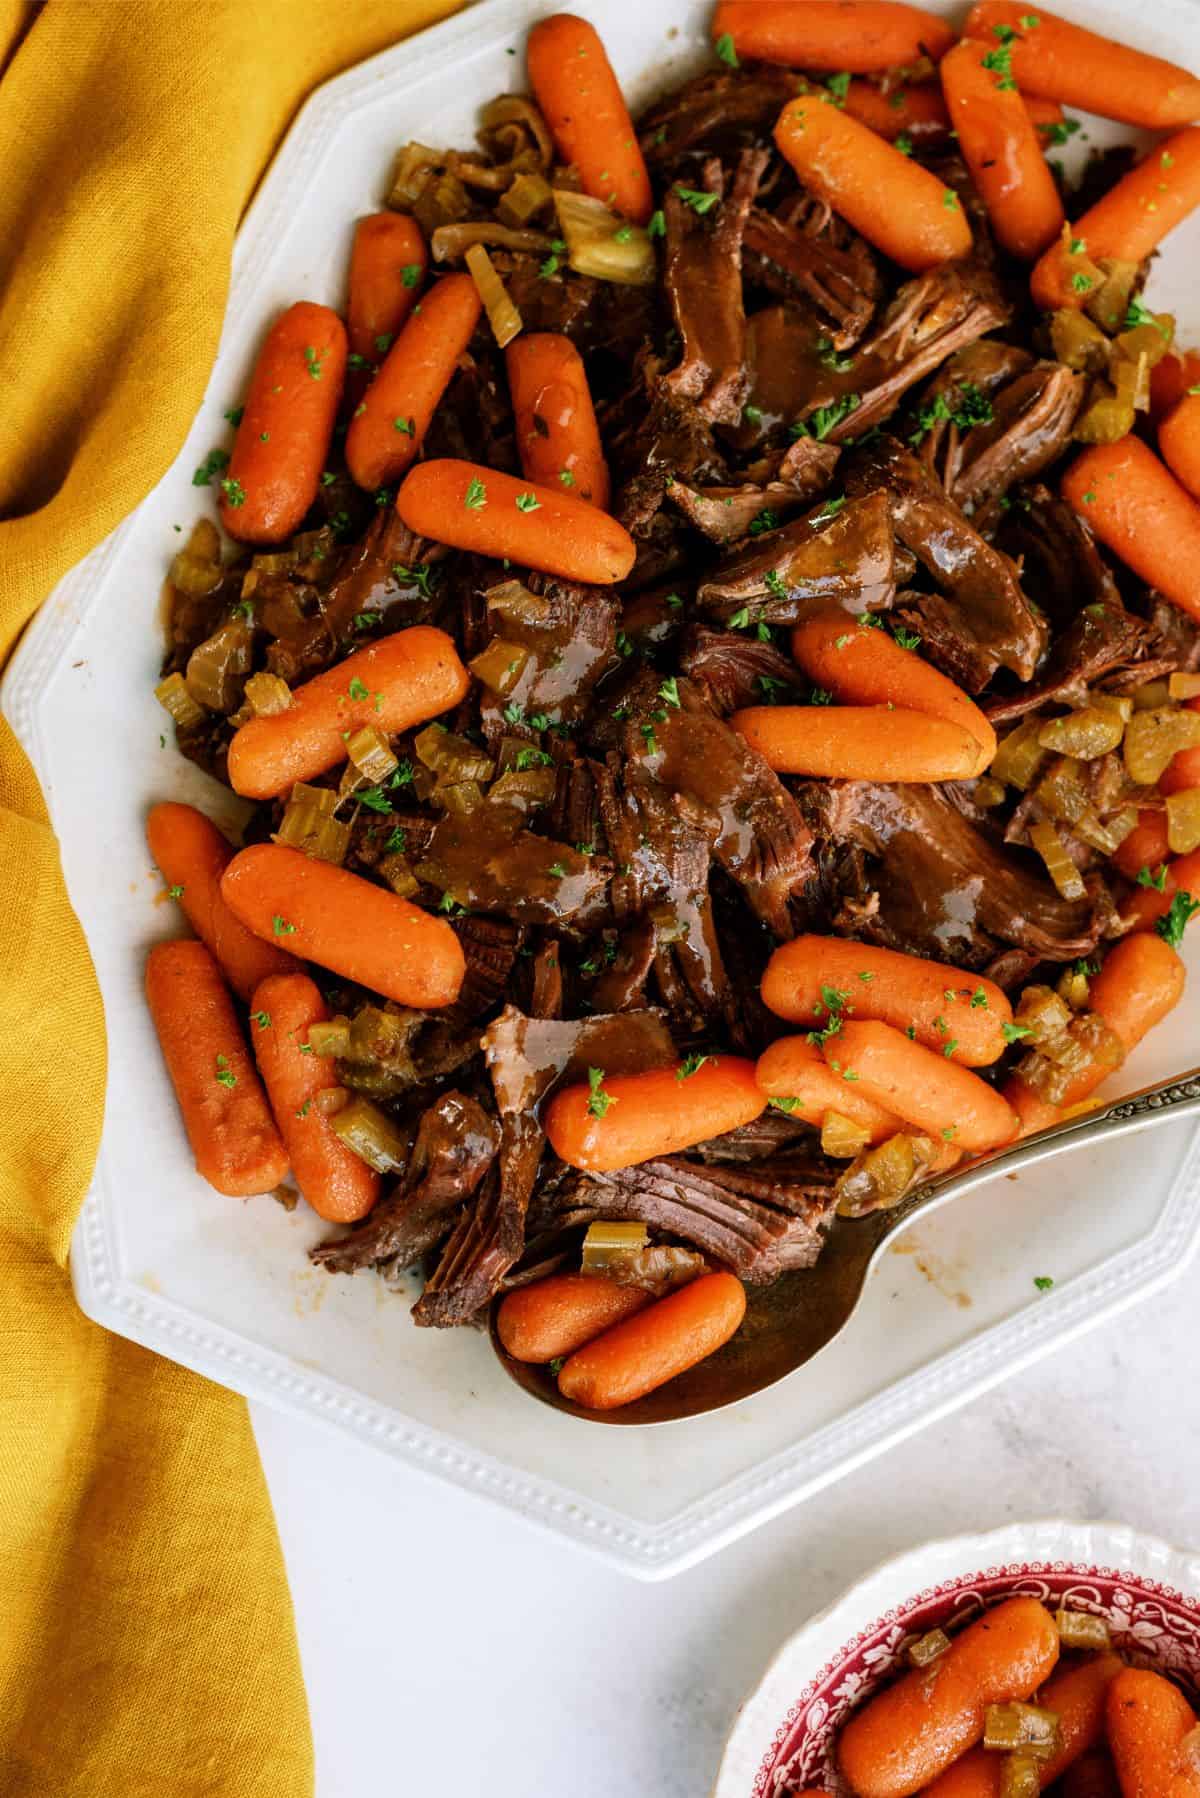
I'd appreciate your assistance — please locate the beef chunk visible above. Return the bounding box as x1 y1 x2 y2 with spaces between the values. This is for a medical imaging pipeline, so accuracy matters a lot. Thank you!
993 481 1121 628
743 193 883 350
682 625 805 716
985 601 1156 726
697 490 898 623
667 437 840 543
663 149 767 426
639 66 801 167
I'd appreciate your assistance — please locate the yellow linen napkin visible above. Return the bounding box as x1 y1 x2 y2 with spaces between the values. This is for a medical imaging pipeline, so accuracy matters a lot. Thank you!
0 2 459 1791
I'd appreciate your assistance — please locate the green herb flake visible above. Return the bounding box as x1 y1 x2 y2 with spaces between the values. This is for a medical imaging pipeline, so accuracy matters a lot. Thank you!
1033 1275 1055 1292
464 476 487 510
272 915 296 937
393 415 414 435
304 345 325 379
586 1065 616 1118
895 133 914 157
674 185 719 216
677 1053 710 1080
768 1095 803 1114
515 492 541 512
893 626 922 651
658 676 681 708
825 71 851 104
714 30 738 67
192 448 229 487
647 208 666 240
401 263 421 289
1137 863 1169 891
219 475 245 508
348 676 369 701
1002 1020 1033 1043
1155 889 1200 949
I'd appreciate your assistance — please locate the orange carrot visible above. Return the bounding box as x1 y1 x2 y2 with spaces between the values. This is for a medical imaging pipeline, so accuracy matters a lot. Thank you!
921 1652 1125 1796
345 273 480 491
1112 807 1171 883
775 93 972 272
838 1597 1061 1798
842 80 950 143
1161 700 1200 797
396 459 636 584
221 843 465 1010
226 625 468 800
1061 438 1200 627
1031 129 1200 310
543 1057 765 1173
732 705 984 782
1007 931 1187 1133
1106 1667 1200 1798
145 939 289 1198
1063 1753 1121 1798
496 1274 653 1362
790 612 996 771
506 333 610 508
1025 95 1067 132
346 212 427 363
146 801 300 1000
1159 395 1200 503
1151 350 1200 424
249 973 380 1224
824 1020 1020 1153
1120 847 1200 932
965 3 1200 129
939 39 1064 260
761 937 1013 1066
755 1036 903 1141
713 1 955 72
526 14 652 224
557 1271 746 1410
219 302 347 545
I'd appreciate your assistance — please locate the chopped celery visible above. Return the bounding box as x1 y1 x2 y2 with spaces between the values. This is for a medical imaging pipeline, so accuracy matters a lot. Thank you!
345 726 398 784
553 189 656 286
581 1220 650 1277
469 636 532 696
821 1111 871 1159
330 1097 409 1173
907 1628 951 1669
983 1702 1060 1759
154 671 206 730
1124 706 1200 784
243 671 293 717
1055 1607 1111 1650
1036 707 1124 759
307 1018 352 1058
1029 821 1086 901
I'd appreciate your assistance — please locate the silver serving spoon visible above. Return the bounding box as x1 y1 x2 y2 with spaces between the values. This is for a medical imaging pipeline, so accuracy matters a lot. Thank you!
492 1067 1200 1424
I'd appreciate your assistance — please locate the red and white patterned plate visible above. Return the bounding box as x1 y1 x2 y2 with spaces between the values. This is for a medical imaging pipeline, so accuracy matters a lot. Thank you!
713 1521 1200 1797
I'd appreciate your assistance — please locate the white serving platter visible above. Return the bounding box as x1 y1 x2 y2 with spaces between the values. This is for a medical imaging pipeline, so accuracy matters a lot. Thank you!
6 0 1200 1580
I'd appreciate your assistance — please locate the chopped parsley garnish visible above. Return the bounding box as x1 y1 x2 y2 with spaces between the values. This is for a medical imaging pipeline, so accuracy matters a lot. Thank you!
909 383 994 446
352 611 381 632
942 187 961 208
401 263 421 288
1045 117 1080 147
392 562 437 598
809 686 833 706
749 507 778 536
224 405 244 427
1125 295 1168 336
764 569 788 599
347 353 373 370
438 894 467 917
714 29 739 66
895 133 914 157
1155 889 1200 949
272 916 296 937
647 209 666 239
858 970 875 983
1002 1021 1034 1043
1033 1275 1055 1292
757 674 788 701
347 677 369 701
768 1096 803 1114
640 722 659 753
615 629 635 658
464 476 487 509
893 626 922 651
808 393 860 440
677 1053 709 1080
1137 864 1169 891
743 405 765 429
810 494 847 525
970 987 989 1009
167 884 184 900
981 26 1018 90
214 1054 237 1089
548 1356 566 1377
251 1011 271 1030
825 71 851 104
943 1040 959 1058
358 761 415 810
219 476 245 507
304 345 325 379
614 225 633 243
384 827 408 855
728 607 751 630
393 415 414 434
674 185 719 215
658 676 681 708
514 746 553 771
1071 272 1094 293
559 469 575 487
548 862 567 878
942 1125 957 1141
375 334 394 354
586 1066 616 1118
515 492 541 512
192 448 229 487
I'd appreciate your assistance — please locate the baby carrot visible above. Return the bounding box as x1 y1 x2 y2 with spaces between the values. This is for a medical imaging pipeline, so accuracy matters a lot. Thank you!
1159 395 1200 503
145 939 289 1198
1112 807 1171 883
557 1271 746 1410
1007 931 1187 1132
1031 129 1200 310
506 333 611 509
526 13 652 224
837 1597 1061 1798
843 80 950 142
755 1036 904 1141
922 1652 1125 1796
1107 1667 1200 1798
732 705 984 782
824 1021 1020 1153
249 973 380 1224
939 39 1064 260
790 612 996 772
345 272 481 490
346 212 427 363
761 937 1014 1066
1151 350 1200 424
543 1057 765 1173
1061 438 1200 627
146 801 300 1000
1063 1753 1120 1798
1120 847 1200 932
713 1 956 72
226 625 468 800
221 843 465 1010
775 94 973 272
396 459 636 584
496 1274 653 1362
965 3 1200 129
219 302 347 545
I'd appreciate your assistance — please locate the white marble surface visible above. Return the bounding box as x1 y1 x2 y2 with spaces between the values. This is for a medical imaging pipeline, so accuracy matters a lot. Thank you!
253 1258 1200 1798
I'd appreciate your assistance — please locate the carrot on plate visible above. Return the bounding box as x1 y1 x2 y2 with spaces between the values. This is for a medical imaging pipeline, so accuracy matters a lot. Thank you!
146 801 300 1000
543 1056 765 1173
760 936 1013 1065
506 333 610 508
939 39 1064 260
1151 349 1200 424
842 79 950 143
395 459 636 584
1006 931 1187 1134
249 973 380 1223
145 939 289 1198
921 1651 1125 1796
774 93 973 272
1111 806 1170 883
345 272 481 490
755 1036 903 1141
1106 1667 1200 1798
496 1273 653 1362
526 13 652 224
838 1596 1061 1798
790 611 996 771
1031 128 1200 311
219 301 347 545
713 1 956 73
1061 438 1200 628
964 3 1200 129
1159 395 1200 503
823 1020 1020 1154
1120 846 1200 933
226 625 469 800
346 212 427 364
732 704 985 782
221 842 465 1010
557 1271 746 1410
